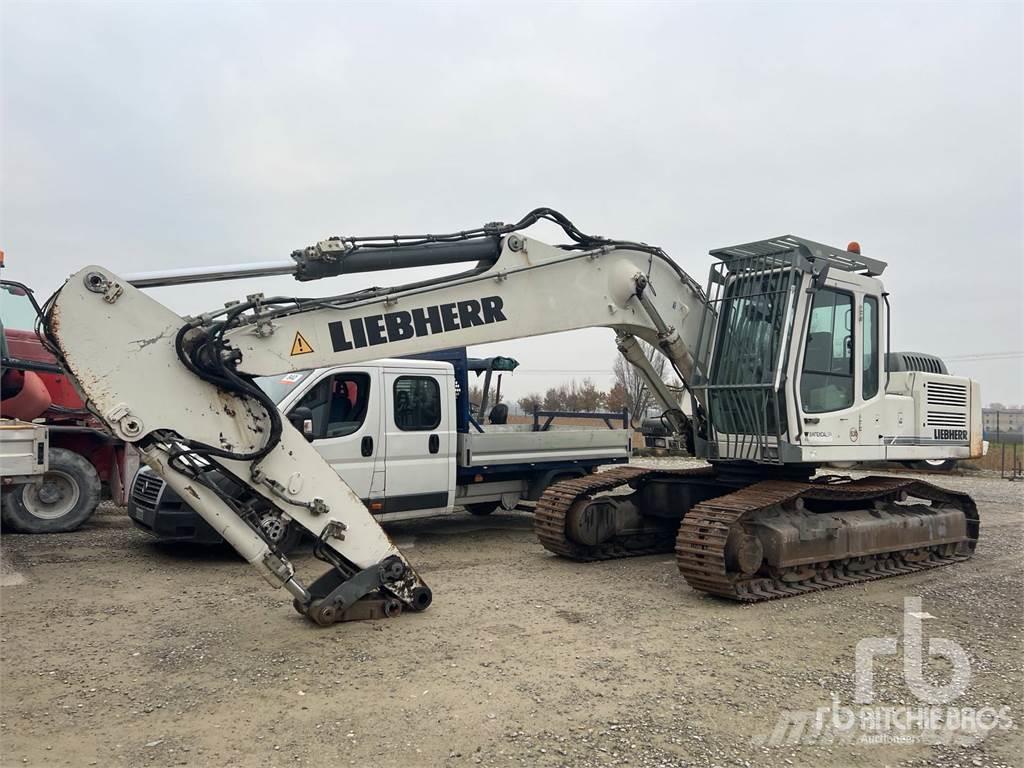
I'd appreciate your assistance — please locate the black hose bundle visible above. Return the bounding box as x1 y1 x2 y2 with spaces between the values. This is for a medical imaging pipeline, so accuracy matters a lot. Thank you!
158 207 698 465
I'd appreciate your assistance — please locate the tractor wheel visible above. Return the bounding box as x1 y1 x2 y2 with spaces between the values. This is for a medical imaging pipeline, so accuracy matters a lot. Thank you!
1 448 101 533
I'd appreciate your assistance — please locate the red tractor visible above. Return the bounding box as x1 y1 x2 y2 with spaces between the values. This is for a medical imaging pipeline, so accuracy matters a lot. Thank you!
1 265 136 533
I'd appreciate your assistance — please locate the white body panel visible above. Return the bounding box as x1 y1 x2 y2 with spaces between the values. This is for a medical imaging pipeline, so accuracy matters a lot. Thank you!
459 426 630 466
0 419 49 482
881 373 982 461
381 367 457 516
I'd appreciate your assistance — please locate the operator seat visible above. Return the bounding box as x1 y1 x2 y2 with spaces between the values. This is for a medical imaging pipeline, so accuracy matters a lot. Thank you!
488 403 508 425
329 381 353 424
804 331 832 372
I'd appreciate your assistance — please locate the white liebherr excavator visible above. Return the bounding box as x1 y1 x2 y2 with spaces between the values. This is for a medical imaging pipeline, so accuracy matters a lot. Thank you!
42 209 982 624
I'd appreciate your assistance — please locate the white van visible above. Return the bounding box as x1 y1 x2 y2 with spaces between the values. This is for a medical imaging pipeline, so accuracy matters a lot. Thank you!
128 349 631 550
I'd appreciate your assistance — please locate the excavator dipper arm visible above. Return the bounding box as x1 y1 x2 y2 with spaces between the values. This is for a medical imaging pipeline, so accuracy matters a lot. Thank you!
43 211 708 625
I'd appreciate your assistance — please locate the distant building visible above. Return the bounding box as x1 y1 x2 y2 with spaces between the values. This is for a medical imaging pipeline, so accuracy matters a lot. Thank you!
983 407 1024 433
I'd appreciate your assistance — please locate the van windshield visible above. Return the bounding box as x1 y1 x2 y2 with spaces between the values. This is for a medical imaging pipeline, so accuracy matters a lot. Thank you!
254 371 313 404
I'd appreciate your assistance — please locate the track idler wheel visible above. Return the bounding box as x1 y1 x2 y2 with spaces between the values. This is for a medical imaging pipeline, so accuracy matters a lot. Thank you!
724 529 763 576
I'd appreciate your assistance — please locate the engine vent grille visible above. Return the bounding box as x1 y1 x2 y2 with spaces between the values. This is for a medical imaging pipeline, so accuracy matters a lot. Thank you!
927 410 967 427
887 352 948 374
926 382 968 408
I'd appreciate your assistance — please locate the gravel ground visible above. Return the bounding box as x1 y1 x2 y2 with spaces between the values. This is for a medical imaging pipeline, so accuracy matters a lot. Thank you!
1 461 1021 768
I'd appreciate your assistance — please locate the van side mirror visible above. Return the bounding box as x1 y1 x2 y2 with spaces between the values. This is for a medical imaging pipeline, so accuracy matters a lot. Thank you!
287 406 316 442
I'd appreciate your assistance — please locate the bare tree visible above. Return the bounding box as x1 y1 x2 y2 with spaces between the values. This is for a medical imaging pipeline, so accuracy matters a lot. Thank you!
605 382 628 412
612 341 672 428
518 392 542 413
542 387 564 411
537 380 608 413
565 378 605 412
468 384 484 407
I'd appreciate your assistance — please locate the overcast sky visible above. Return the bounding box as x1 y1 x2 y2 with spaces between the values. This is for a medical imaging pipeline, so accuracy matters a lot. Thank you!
2 1 1021 405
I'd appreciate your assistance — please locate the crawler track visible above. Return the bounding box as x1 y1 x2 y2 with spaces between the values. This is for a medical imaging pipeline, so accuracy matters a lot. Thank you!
675 476 979 601
535 468 980 601
533 466 714 560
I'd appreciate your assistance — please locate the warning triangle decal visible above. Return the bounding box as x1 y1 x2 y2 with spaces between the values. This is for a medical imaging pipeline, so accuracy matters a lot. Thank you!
290 331 314 356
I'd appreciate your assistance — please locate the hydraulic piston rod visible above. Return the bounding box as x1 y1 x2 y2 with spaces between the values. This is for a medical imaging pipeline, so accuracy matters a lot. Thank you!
125 237 502 288
126 260 297 288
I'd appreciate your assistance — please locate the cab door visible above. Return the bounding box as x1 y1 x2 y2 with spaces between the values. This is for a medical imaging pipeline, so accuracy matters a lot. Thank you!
796 284 858 449
284 368 383 501
381 369 455 516
796 282 884 457
857 293 886 449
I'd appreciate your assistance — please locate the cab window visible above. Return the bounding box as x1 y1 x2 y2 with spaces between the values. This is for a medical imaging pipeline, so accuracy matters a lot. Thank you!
293 373 371 439
394 376 441 431
863 296 879 400
800 288 854 413
0 284 39 331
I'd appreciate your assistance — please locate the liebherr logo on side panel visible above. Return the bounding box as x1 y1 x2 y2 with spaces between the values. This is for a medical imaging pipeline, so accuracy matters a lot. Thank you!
328 296 507 351
933 429 968 441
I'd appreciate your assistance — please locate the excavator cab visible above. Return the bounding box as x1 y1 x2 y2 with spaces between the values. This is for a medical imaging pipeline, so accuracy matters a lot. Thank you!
691 236 981 469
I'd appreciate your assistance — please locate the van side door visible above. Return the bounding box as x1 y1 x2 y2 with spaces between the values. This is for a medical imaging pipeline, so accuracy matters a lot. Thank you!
381 369 455 516
284 368 383 501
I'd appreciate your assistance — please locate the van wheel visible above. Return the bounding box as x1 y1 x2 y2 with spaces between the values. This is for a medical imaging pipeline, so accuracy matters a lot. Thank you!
466 503 498 516
1 448 101 533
